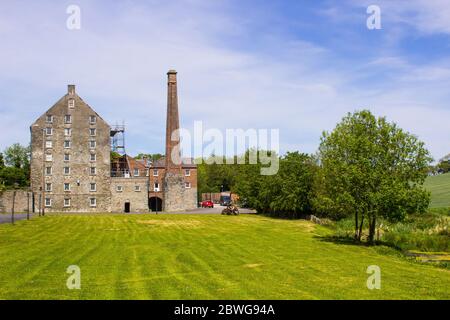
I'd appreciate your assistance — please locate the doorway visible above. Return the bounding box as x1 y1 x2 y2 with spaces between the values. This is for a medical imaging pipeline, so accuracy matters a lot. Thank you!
149 197 162 212
124 202 130 213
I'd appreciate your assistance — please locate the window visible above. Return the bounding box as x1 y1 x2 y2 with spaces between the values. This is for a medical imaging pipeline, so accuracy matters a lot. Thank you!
45 127 53 135
45 198 52 207
64 128 72 136
153 169 158 177
89 140 96 149
185 182 191 189
185 169 191 176
90 167 96 175
45 183 52 192
116 185 123 192
145 169 149 177
90 153 96 161
90 115 97 124
64 183 71 191
64 198 71 207
134 169 139 176
64 154 70 161
90 128 96 136
64 115 72 124
46 115 53 123
45 154 53 162
90 183 97 192
45 141 53 148
64 167 70 175
154 183 160 192
134 185 141 192
68 99 75 108
45 166 52 175
64 140 71 149
90 198 97 207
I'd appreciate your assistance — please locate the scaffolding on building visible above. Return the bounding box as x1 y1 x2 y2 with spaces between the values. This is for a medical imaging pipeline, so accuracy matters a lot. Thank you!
110 122 128 177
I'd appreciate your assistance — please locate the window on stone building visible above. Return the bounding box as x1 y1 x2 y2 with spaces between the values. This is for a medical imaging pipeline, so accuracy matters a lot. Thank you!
45 140 53 148
64 128 72 136
45 154 53 162
153 169 158 176
64 183 71 191
90 183 97 192
134 185 141 192
45 127 53 135
64 198 71 207
185 182 191 189
185 169 190 176
90 128 96 136
116 185 123 192
90 198 97 207
154 183 160 192
145 169 149 177
64 167 71 175
134 169 139 176
68 99 75 108
90 153 96 161
45 183 52 192
90 167 96 175
64 115 72 124
90 115 96 124
64 154 70 161
46 115 53 123
45 198 52 207
64 140 71 149
45 166 52 175
89 140 96 149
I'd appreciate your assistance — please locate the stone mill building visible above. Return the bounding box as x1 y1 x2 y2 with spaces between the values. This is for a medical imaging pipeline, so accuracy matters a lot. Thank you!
29 70 197 213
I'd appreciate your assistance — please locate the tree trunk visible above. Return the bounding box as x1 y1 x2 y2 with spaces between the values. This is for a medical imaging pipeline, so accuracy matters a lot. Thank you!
368 214 376 244
357 214 365 241
354 210 359 240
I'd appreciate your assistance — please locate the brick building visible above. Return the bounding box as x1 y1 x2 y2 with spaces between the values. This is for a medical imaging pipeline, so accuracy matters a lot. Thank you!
29 71 197 213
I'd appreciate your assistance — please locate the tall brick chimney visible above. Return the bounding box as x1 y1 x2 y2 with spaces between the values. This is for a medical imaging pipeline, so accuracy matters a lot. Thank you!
165 70 182 172
163 69 185 212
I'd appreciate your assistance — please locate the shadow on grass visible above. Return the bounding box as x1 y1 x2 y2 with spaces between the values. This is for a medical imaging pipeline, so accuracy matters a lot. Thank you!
313 234 400 250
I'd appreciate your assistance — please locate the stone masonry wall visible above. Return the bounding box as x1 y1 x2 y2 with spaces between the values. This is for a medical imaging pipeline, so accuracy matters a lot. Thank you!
110 177 149 213
0 190 31 213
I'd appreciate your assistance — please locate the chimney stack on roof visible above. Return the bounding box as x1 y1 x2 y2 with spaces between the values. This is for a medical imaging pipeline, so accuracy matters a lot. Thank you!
68 85 75 95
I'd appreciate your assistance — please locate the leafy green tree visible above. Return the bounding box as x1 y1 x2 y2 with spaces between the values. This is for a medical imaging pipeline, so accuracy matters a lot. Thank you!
135 153 163 162
0 152 4 169
315 110 432 243
0 167 28 188
4 143 30 168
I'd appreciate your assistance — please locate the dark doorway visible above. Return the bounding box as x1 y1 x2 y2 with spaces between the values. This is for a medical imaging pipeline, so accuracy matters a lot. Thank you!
124 202 130 213
149 197 162 212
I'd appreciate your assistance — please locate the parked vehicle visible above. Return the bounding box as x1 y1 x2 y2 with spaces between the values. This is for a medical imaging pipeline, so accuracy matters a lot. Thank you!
219 195 232 206
201 200 214 208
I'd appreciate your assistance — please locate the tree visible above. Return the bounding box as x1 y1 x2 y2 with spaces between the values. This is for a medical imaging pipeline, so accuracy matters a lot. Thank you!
135 153 163 162
4 143 30 169
315 110 431 243
0 152 4 169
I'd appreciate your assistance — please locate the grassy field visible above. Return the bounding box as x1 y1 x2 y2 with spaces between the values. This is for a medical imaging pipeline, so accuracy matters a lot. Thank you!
0 214 448 300
425 173 450 208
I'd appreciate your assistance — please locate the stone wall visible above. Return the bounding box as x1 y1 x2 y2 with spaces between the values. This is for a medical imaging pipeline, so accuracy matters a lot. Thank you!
110 177 149 213
0 190 32 213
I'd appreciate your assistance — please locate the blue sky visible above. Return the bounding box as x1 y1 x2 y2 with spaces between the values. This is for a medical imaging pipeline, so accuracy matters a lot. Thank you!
1 0 450 161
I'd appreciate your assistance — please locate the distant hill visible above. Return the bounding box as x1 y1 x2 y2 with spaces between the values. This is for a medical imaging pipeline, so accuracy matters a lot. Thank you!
424 173 450 208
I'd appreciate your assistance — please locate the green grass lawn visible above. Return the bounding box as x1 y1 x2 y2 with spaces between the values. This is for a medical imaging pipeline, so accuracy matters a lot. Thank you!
425 173 450 208
0 214 448 300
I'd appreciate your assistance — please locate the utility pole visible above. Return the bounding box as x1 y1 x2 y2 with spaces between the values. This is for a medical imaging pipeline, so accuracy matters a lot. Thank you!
11 190 16 225
27 191 30 220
